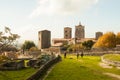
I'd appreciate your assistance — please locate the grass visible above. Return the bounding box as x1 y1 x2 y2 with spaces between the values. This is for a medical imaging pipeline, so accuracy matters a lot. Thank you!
104 54 120 62
0 60 36 80
0 67 38 80
45 54 120 80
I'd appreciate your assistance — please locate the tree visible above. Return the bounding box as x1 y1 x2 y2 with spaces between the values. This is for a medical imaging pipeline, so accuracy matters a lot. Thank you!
21 40 36 50
29 47 38 51
61 42 69 51
93 32 116 48
116 32 120 45
82 40 95 50
0 27 20 52
67 44 83 52
1 45 18 51
0 55 9 63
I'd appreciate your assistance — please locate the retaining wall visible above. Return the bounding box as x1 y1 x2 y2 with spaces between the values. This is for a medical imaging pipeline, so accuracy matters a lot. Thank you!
26 55 61 80
0 60 25 71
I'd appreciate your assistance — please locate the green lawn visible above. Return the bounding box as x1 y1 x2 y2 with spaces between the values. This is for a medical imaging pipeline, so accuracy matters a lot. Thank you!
45 54 120 80
0 67 37 80
104 54 120 62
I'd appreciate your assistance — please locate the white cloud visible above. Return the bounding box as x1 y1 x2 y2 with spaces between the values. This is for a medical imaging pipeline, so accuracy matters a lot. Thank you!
29 0 99 18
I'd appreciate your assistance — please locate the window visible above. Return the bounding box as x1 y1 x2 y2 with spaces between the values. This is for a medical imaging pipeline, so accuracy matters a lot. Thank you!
66 35 68 37
65 31 67 33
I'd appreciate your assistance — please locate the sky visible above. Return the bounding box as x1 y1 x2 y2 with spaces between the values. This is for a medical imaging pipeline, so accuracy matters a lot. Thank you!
0 0 120 44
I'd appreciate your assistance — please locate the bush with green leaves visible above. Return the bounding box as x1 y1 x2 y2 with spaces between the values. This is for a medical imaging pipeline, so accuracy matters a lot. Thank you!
21 40 36 50
0 55 9 63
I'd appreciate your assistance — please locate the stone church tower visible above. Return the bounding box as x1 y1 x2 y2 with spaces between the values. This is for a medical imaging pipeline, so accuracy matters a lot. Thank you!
64 27 72 39
38 30 51 49
75 22 85 39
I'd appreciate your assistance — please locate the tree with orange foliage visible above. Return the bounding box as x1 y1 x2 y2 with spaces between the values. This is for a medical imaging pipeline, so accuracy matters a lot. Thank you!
116 32 120 45
93 32 116 48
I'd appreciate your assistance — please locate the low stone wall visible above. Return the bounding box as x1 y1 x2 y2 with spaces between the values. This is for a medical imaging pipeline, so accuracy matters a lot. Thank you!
27 60 37 67
83 52 105 56
101 56 120 67
81 51 120 56
26 55 61 80
0 60 25 71
17 60 25 69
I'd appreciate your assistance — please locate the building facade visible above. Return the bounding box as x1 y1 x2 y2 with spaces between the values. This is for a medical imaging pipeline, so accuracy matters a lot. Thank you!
64 27 72 39
95 32 103 40
38 30 51 49
75 23 85 39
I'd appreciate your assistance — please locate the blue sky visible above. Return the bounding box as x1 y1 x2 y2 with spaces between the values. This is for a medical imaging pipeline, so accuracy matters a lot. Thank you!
0 0 120 44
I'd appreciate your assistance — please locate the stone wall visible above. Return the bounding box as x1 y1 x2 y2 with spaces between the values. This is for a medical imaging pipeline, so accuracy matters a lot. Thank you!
0 60 25 71
26 55 61 80
17 60 25 69
27 60 37 67
79 50 120 56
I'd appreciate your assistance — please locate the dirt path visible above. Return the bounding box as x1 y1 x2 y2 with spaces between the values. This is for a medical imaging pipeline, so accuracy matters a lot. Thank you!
104 73 120 80
99 62 120 69
99 62 113 68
